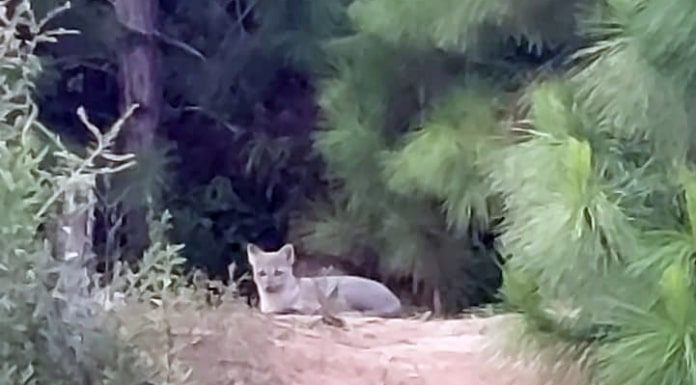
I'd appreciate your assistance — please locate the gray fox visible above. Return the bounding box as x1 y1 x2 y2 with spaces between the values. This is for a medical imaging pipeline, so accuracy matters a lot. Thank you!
246 243 401 317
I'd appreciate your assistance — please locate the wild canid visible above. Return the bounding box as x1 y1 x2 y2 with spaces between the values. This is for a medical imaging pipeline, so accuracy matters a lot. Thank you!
247 243 401 317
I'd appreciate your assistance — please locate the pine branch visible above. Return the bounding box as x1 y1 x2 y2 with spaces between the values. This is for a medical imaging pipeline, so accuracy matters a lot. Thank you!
348 0 584 53
382 85 500 231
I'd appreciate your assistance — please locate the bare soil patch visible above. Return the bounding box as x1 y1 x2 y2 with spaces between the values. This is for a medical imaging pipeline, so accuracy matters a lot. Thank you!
118 301 586 385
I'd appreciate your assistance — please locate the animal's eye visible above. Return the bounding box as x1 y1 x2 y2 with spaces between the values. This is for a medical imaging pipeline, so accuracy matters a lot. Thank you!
274 270 283 276
258 271 267 277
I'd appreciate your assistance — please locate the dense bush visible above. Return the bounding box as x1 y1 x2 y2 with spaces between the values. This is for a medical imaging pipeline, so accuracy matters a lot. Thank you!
30 0 353 281
301 0 696 381
0 3 200 383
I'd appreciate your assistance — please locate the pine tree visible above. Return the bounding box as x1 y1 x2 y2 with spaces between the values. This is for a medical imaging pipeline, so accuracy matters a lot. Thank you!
305 0 696 381
296 0 586 311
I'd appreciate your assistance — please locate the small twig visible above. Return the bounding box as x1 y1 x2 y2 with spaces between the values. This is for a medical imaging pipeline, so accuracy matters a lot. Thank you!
35 104 139 219
153 30 206 61
37 1 73 32
181 105 242 135
234 0 257 35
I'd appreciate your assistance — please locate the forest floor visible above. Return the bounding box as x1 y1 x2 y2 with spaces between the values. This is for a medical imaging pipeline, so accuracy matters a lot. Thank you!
118 299 587 385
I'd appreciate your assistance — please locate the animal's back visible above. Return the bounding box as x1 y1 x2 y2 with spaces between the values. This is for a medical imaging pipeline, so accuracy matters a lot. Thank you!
306 275 401 317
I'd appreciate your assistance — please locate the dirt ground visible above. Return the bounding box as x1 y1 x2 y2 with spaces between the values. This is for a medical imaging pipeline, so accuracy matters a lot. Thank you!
119 301 586 385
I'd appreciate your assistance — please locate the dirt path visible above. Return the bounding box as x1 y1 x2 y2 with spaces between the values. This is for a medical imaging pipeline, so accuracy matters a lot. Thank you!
264 315 540 385
145 303 586 385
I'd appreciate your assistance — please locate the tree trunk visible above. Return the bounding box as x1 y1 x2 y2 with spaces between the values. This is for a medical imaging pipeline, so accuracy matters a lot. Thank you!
112 0 161 262
49 178 96 265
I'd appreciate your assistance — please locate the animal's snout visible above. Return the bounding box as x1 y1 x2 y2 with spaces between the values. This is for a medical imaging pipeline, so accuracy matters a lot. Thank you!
265 284 281 293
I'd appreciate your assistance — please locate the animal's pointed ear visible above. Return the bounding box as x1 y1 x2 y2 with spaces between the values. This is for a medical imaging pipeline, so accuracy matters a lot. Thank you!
246 243 262 267
279 243 295 265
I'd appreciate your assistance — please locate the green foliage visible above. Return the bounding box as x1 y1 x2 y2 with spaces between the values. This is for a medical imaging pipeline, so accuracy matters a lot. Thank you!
302 0 616 313
594 263 696 385
628 169 696 278
168 173 284 276
33 0 350 279
570 0 696 161
114 210 187 301
309 0 696 382
490 83 639 303
0 4 72 382
0 3 198 383
156 0 349 277
348 0 586 53
382 84 501 231
303 1 541 309
36 0 353 128
254 0 355 74
630 0 696 83
475 1 696 384
348 0 507 51
28 0 696 381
